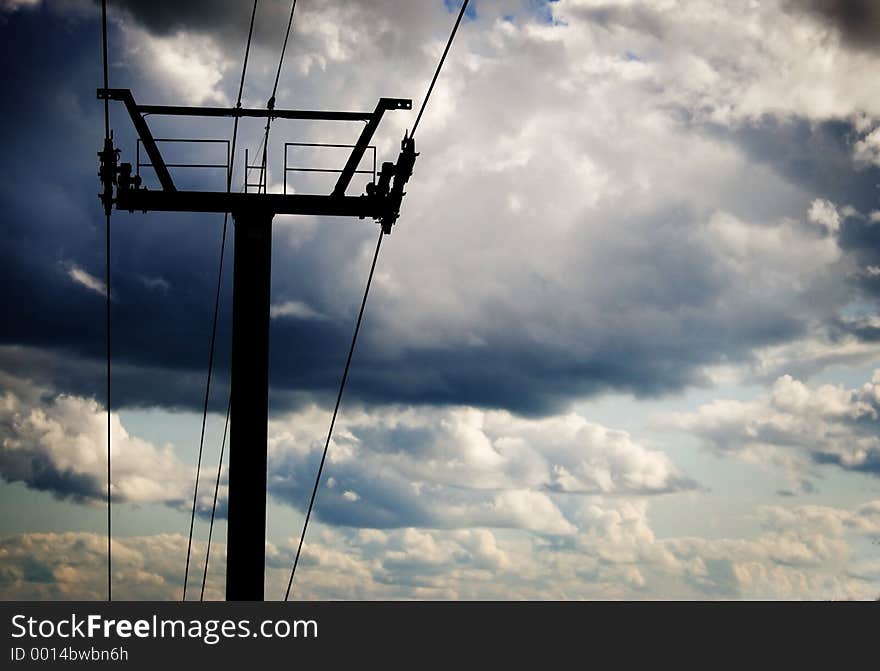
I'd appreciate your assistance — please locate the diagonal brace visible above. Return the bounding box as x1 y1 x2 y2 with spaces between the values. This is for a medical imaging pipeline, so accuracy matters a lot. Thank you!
98 88 176 192
332 98 411 197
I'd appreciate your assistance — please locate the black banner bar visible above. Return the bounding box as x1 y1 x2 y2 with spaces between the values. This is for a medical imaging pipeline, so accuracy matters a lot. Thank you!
1 601 874 668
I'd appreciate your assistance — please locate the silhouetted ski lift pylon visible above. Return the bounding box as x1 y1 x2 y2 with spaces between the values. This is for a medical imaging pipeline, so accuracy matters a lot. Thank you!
97 86 418 601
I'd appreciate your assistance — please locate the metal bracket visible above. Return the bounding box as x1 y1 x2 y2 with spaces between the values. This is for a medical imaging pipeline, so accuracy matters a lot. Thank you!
381 136 419 233
98 88 176 192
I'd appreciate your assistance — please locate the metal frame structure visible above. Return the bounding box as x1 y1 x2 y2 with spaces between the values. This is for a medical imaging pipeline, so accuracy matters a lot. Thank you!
98 88 415 225
97 86 418 601
283 142 378 194
137 138 231 182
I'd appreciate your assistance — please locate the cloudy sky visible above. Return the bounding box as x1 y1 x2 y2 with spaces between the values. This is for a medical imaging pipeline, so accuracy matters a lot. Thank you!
2 0 880 600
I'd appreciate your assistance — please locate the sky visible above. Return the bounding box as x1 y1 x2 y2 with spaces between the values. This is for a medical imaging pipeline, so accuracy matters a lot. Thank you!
1 0 880 600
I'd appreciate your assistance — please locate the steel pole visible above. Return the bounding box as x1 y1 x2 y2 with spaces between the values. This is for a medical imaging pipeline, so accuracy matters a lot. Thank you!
225 208 273 601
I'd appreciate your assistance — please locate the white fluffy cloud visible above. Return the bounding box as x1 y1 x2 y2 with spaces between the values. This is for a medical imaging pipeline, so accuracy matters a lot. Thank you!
854 127 880 167
277 1 880 405
0 531 224 600
0 371 690 535
0 374 202 507
3 496 879 599
807 198 841 233
269 300 327 321
120 23 233 106
659 370 880 477
558 0 880 123
267 403 694 534
66 265 107 298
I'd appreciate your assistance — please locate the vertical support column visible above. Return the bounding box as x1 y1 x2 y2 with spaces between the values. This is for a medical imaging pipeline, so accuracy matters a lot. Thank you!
226 208 273 601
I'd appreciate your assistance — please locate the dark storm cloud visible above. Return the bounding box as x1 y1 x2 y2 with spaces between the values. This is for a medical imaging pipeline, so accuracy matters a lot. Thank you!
106 0 313 53
0 451 100 504
577 0 880 53
0 9 239 412
704 115 880 323
792 0 880 51
0 5 832 416
104 0 461 63
2 4 879 419
836 210 880 303
703 116 880 215
106 0 255 38
838 211 880 267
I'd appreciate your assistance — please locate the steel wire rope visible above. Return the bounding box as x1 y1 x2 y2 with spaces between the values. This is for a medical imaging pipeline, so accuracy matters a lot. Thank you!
100 0 112 603
283 0 471 600
257 0 298 193
182 0 260 601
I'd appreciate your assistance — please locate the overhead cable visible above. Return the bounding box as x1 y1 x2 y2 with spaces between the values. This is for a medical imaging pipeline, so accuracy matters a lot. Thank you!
284 0 472 600
183 0 260 602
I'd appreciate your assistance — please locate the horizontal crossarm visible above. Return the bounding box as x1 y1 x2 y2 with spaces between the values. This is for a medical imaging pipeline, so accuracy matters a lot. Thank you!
98 88 413 209
98 88 395 122
116 189 386 219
